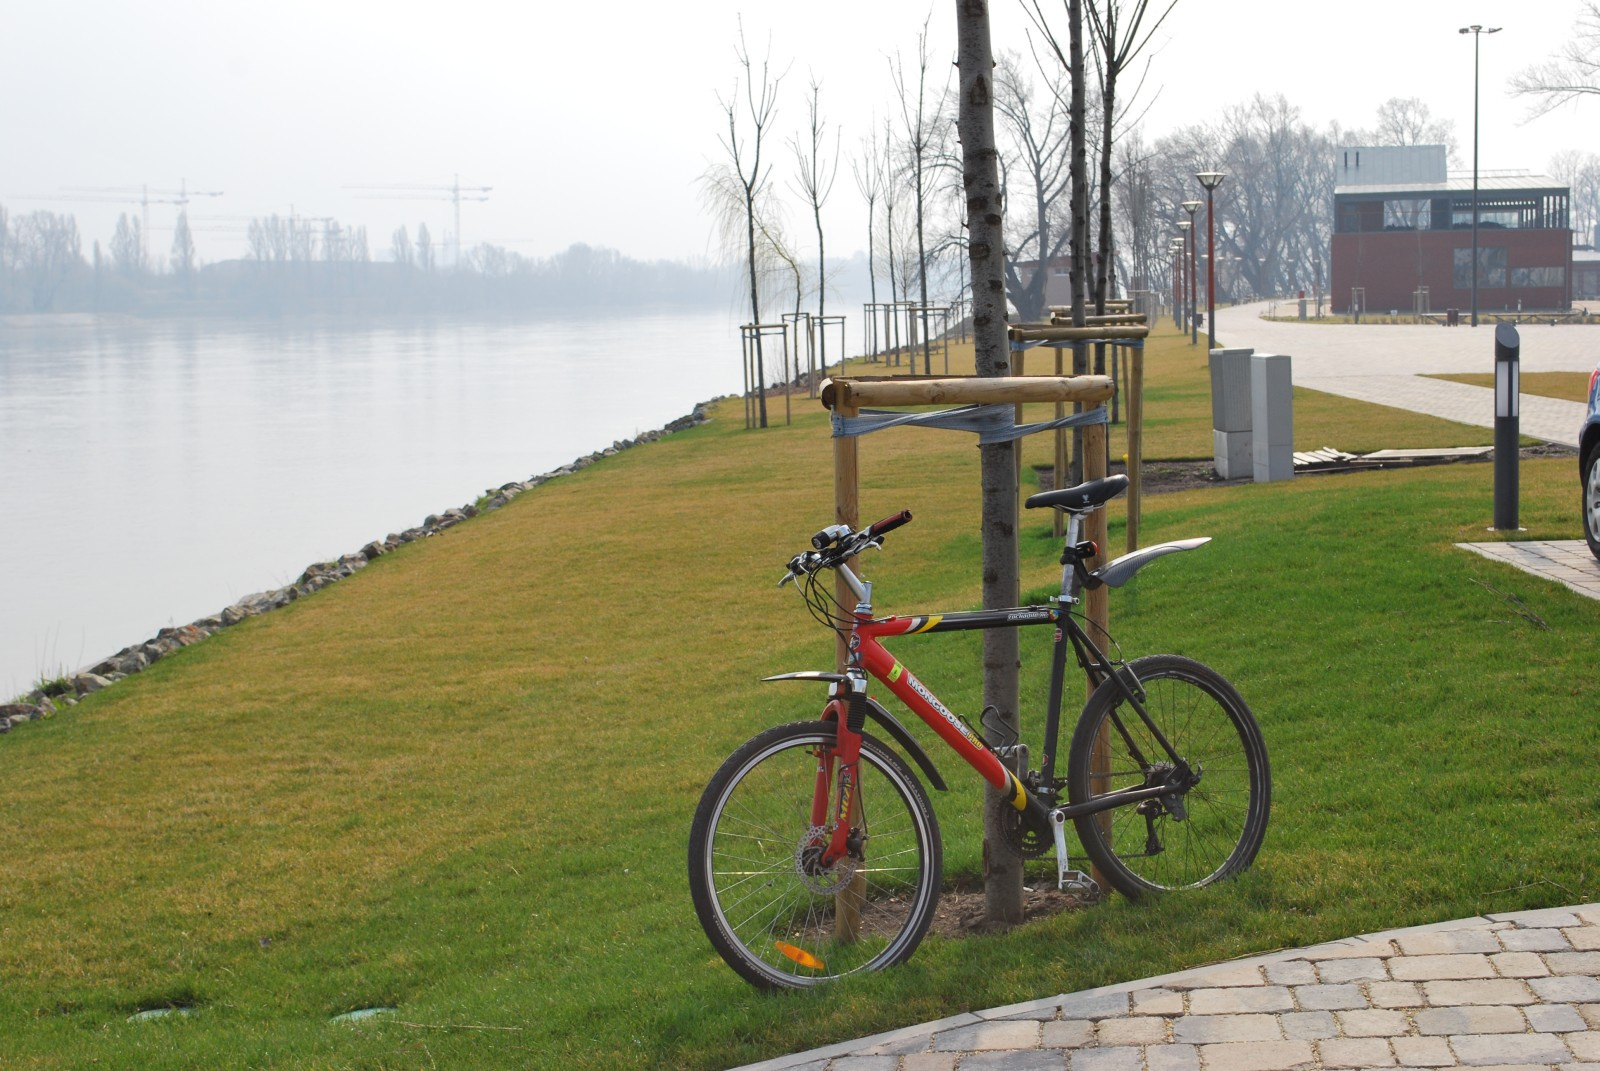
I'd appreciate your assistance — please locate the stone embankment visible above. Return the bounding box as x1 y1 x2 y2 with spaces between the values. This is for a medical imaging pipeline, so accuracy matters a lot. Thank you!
0 402 715 733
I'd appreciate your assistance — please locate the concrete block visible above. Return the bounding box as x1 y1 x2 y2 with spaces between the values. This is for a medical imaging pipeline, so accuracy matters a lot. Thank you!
1209 348 1254 432
1215 429 1253 480
1251 353 1293 483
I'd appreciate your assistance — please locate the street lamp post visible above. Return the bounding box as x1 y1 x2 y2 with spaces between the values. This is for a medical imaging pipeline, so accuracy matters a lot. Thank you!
1459 24 1501 328
1196 171 1226 349
1170 240 1184 328
1176 219 1194 345
1181 200 1201 345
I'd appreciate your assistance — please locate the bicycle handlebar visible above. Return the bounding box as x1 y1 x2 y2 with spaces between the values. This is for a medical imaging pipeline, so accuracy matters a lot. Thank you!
868 509 912 539
784 510 914 586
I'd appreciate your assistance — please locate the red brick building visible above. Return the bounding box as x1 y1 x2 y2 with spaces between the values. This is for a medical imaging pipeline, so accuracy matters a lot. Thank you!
1331 146 1571 315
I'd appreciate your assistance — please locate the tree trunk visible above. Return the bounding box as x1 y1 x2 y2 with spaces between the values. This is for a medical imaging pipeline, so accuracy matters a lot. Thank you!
1067 0 1090 484
956 0 1023 930
745 196 768 428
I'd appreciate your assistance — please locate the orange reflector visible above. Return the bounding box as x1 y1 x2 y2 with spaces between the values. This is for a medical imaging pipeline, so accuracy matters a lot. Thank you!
774 940 827 971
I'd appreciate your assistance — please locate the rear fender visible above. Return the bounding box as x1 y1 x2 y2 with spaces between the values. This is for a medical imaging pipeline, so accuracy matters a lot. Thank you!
1092 537 1211 588
762 672 948 792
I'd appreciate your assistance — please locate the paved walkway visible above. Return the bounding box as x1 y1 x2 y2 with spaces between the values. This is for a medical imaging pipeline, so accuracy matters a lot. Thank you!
731 906 1600 1071
1213 302 1592 449
730 309 1600 1071
1458 540 1600 600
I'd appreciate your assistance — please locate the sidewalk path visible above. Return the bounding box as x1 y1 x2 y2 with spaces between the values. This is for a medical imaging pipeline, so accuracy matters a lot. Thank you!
1213 303 1591 448
731 905 1600 1071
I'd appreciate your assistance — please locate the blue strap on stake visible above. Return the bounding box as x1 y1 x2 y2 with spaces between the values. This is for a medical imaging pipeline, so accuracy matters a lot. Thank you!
831 403 1108 445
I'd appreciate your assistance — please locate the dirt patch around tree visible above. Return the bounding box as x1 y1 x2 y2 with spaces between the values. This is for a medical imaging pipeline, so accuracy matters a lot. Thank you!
927 881 1098 938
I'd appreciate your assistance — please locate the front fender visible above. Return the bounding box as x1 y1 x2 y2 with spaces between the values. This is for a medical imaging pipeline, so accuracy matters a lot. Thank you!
762 672 948 792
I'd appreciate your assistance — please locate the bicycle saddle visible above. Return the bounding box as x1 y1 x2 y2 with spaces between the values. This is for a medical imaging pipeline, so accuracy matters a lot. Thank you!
1024 474 1129 513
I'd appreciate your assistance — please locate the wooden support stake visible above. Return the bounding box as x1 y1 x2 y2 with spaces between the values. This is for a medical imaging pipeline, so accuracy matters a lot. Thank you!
1082 417 1112 888
823 375 1113 409
831 398 866 944
1008 325 1150 342
1053 347 1067 541
833 402 859 674
1127 348 1145 553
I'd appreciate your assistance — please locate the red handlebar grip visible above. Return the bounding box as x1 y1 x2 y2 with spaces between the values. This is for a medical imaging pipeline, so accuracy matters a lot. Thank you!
869 509 913 537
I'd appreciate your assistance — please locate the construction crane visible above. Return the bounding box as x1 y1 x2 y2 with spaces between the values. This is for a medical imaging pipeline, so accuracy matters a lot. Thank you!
49 180 224 250
346 174 491 267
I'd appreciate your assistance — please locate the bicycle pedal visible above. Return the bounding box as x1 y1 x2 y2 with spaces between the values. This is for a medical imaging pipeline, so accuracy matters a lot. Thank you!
1048 808 1101 897
1057 869 1101 896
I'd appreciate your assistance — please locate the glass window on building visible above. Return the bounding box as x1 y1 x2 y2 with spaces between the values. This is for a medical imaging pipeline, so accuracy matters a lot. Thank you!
1511 266 1566 288
1453 246 1507 288
1383 199 1431 230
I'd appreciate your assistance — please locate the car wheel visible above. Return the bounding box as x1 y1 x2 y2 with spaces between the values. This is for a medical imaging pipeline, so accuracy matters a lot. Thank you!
1585 448 1600 561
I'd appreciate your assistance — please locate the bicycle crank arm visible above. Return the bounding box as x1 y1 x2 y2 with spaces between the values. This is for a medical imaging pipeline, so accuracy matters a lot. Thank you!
1049 809 1100 896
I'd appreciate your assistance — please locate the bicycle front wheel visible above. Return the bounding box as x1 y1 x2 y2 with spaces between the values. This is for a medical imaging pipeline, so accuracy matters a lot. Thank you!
1067 654 1270 898
688 721 942 989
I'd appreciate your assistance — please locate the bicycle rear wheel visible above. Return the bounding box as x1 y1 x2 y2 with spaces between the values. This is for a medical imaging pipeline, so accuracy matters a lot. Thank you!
688 721 942 989
1067 654 1269 898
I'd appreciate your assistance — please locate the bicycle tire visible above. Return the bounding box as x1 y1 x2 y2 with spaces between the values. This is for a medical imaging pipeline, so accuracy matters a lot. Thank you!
1066 654 1270 898
687 721 942 989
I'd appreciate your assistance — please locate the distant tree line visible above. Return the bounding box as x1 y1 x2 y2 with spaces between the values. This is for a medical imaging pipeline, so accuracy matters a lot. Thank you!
0 204 733 317
704 3 1600 336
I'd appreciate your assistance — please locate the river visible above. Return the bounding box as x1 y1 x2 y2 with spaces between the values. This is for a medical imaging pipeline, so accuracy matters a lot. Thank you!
0 311 740 698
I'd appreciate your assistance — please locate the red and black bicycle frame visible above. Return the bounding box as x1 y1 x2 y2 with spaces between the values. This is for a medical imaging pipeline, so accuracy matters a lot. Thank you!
795 597 1187 870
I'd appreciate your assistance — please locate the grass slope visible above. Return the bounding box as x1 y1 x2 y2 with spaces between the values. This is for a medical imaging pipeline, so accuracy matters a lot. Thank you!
1 327 1596 1069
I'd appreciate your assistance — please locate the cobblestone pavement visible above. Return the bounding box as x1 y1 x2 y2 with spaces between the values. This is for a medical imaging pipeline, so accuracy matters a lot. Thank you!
729 905 1600 1071
1458 540 1600 601
1213 303 1594 448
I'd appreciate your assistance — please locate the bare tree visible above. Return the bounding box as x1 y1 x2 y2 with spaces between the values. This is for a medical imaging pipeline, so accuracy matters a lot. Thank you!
1020 0 1092 478
391 226 414 267
1084 0 1177 320
14 211 83 311
1512 1 1600 116
110 213 144 279
707 20 785 427
1111 130 1161 308
1370 96 1458 162
170 210 196 293
994 51 1072 321
851 125 887 343
890 16 950 374
1550 149 1600 245
416 222 435 273
791 75 839 376
881 116 905 352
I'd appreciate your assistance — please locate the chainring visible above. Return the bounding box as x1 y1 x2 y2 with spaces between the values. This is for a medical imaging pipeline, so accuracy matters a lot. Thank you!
993 787 1057 859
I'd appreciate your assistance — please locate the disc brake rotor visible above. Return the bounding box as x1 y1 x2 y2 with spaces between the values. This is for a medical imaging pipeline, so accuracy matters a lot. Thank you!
794 825 859 895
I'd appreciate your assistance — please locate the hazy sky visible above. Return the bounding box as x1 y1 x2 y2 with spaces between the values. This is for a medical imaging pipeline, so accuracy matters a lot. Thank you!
1 0 1589 268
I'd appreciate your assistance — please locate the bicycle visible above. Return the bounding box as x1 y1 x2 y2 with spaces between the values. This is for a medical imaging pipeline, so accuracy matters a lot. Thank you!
687 473 1270 990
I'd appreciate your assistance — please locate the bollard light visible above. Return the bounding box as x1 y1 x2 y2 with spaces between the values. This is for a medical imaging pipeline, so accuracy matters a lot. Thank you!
1493 322 1520 530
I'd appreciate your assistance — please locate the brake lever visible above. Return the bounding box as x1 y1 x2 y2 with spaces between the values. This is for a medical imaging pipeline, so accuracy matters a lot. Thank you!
778 550 822 587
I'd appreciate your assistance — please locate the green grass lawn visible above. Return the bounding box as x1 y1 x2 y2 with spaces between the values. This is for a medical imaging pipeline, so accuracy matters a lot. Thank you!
1429 371 1594 403
2 323 1596 1069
